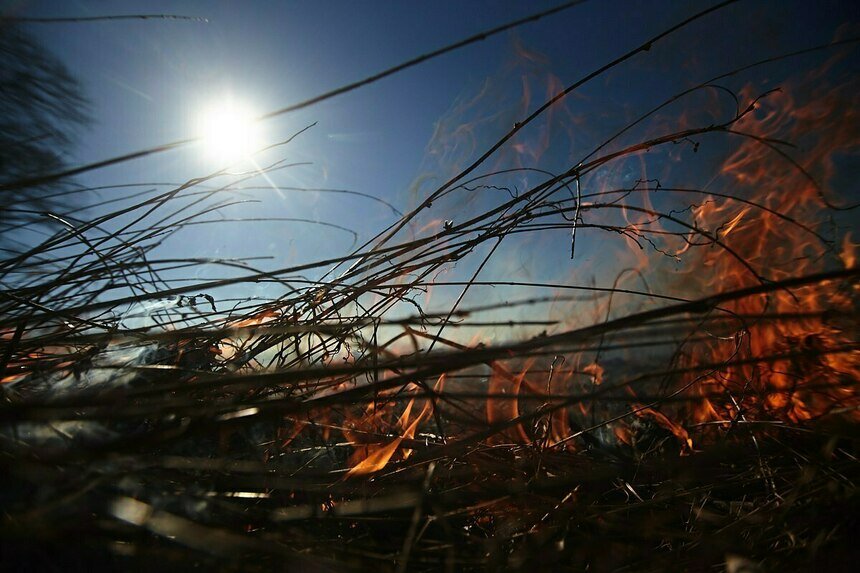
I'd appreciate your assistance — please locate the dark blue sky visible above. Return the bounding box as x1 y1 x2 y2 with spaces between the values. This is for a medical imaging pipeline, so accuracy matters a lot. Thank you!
12 1 852 180
4 0 857 323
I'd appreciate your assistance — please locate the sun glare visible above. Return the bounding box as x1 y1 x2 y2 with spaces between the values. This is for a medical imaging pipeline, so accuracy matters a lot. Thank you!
197 100 262 164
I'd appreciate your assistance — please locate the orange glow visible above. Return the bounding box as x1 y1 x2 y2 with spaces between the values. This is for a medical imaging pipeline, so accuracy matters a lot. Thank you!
633 404 693 454
345 374 445 477
672 77 860 428
486 361 532 444
840 233 857 269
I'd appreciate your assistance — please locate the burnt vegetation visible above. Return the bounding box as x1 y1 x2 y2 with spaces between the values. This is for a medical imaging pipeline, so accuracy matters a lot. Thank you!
1 2 858 572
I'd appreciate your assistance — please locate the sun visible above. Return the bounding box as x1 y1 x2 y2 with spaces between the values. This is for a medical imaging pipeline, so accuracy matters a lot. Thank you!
197 99 262 164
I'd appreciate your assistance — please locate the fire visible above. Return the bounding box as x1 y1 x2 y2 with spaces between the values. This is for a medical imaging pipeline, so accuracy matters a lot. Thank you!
631 404 693 454
345 374 445 477
486 361 532 444
672 75 860 428
841 233 857 269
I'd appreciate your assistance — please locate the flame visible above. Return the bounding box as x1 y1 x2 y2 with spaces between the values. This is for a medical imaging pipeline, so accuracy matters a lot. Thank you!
840 233 857 269
344 418 416 478
482 359 582 449
345 374 445 477
486 361 532 444
632 404 694 454
614 423 634 447
672 75 860 428
582 362 604 386
719 207 750 239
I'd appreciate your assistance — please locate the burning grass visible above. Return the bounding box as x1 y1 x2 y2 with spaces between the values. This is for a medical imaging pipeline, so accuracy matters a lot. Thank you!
1 2 859 571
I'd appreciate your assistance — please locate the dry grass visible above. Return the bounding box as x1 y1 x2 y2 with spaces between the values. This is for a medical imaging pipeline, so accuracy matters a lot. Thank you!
1 2 858 571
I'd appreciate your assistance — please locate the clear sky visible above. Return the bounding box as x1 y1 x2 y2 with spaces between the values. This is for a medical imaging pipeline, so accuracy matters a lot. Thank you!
4 0 858 333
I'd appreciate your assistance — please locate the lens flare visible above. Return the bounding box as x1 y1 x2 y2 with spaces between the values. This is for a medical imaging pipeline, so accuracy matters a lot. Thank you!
197 99 261 164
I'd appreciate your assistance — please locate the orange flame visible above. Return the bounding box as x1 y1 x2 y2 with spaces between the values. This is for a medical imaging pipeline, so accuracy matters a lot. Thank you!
345 374 446 477
632 404 694 454
486 361 533 444
673 75 860 428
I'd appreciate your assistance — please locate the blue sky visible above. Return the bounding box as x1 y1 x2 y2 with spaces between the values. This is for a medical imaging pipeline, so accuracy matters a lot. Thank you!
4 0 858 333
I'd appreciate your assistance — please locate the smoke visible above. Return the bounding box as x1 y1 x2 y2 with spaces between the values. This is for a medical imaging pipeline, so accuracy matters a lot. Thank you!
0 297 205 452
